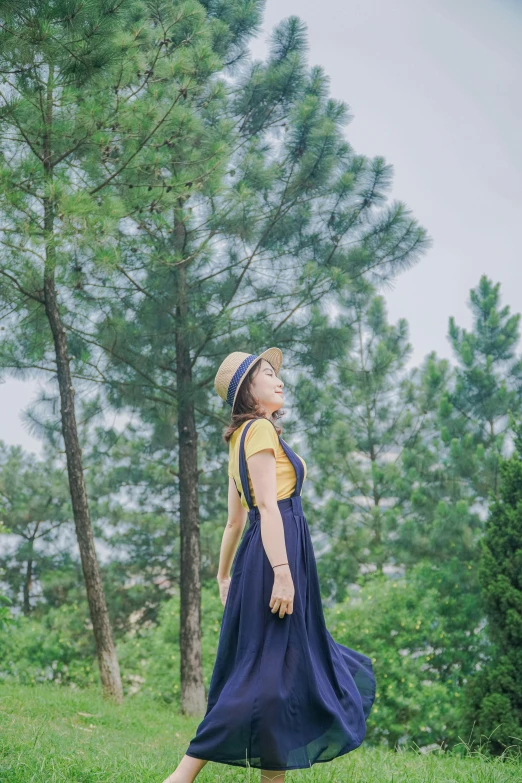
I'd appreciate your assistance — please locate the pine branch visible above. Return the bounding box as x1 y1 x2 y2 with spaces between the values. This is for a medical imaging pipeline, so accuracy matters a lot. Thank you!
0 269 45 304
89 86 191 195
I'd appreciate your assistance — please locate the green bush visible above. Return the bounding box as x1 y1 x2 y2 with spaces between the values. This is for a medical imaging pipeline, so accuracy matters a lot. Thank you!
323 564 485 751
116 581 224 704
0 601 97 687
0 580 226 704
0 590 13 631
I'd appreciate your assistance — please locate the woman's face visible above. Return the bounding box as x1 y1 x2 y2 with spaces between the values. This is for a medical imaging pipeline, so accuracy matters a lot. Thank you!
250 359 284 415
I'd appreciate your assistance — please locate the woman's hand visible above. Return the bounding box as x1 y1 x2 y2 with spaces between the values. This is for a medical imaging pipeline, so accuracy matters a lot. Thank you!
270 565 294 618
217 575 231 607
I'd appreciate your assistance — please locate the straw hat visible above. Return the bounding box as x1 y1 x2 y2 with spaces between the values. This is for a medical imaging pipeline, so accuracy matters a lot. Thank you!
214 347 283 410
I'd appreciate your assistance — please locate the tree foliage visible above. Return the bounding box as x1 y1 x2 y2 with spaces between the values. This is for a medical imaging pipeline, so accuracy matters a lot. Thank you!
462 419 522 755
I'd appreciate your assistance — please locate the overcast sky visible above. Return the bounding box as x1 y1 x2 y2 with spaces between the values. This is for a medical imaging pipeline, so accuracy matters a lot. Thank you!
1 0 520 456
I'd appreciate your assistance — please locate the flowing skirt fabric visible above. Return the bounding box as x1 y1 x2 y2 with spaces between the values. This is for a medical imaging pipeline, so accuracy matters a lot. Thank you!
185 494 376 771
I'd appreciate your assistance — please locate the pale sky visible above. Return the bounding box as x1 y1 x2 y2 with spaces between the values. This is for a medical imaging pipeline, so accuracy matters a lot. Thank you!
1 0 520 456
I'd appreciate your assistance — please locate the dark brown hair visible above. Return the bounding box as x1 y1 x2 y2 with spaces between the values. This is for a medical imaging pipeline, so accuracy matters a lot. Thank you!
223 359 284 443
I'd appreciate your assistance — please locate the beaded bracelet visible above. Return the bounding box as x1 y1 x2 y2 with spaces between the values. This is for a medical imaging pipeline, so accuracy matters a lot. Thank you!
273 562 289 569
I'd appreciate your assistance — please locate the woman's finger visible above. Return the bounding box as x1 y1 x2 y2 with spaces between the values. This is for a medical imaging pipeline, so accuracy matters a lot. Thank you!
278 600 290 618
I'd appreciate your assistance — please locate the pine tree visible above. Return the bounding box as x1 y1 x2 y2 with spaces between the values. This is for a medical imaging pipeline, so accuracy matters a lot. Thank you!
463 419 522 755
396 352 486 679
443 275 522 500
396 277 522 686
0 442 72 615
395 280 522 705
296 290 426 600
0 0 272 713
0 0 226 701
0 0 144 701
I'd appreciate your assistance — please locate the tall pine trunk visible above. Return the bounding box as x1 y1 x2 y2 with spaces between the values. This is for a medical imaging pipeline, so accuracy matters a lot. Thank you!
23 556 33 616
22 520 41 615
174 210 205 715
42 75 123 703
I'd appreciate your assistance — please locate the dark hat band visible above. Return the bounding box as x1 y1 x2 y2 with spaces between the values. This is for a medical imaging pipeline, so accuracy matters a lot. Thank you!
226 354 258 406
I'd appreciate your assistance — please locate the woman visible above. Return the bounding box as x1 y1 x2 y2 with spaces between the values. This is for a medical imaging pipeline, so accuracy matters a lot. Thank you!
163 348 376 783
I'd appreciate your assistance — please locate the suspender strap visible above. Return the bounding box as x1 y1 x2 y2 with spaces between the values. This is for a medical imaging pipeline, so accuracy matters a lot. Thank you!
237 419 256 510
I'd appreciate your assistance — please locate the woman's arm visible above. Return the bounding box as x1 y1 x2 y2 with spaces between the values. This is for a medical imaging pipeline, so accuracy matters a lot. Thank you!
216 477 248 583
248 449 294 618
216 478 248 607
247 449 288 568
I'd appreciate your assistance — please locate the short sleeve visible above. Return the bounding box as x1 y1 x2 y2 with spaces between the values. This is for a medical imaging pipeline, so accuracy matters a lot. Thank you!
227 446 234 477
244 419 279 461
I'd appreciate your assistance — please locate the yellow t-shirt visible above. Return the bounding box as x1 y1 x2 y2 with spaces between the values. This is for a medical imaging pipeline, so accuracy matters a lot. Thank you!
228 418 307 511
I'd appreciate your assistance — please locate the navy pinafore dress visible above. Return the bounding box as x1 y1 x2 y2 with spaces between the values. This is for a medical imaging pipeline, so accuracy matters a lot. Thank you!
186 418 376 771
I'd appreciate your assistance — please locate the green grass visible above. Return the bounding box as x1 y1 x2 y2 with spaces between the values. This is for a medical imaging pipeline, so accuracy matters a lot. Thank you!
0 683 521 782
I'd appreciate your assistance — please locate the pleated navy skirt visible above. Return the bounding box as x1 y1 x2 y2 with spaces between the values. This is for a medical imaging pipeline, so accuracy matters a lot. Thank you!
185 493 376 770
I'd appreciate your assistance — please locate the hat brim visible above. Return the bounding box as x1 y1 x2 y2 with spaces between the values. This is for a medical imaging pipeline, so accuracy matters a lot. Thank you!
231 347 283 411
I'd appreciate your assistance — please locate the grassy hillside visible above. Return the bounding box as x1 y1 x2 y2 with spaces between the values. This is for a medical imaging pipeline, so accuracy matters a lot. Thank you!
0 683 520 782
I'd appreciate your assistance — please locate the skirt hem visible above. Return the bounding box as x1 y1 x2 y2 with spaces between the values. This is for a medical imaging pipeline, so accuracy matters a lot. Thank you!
184 742 364 771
